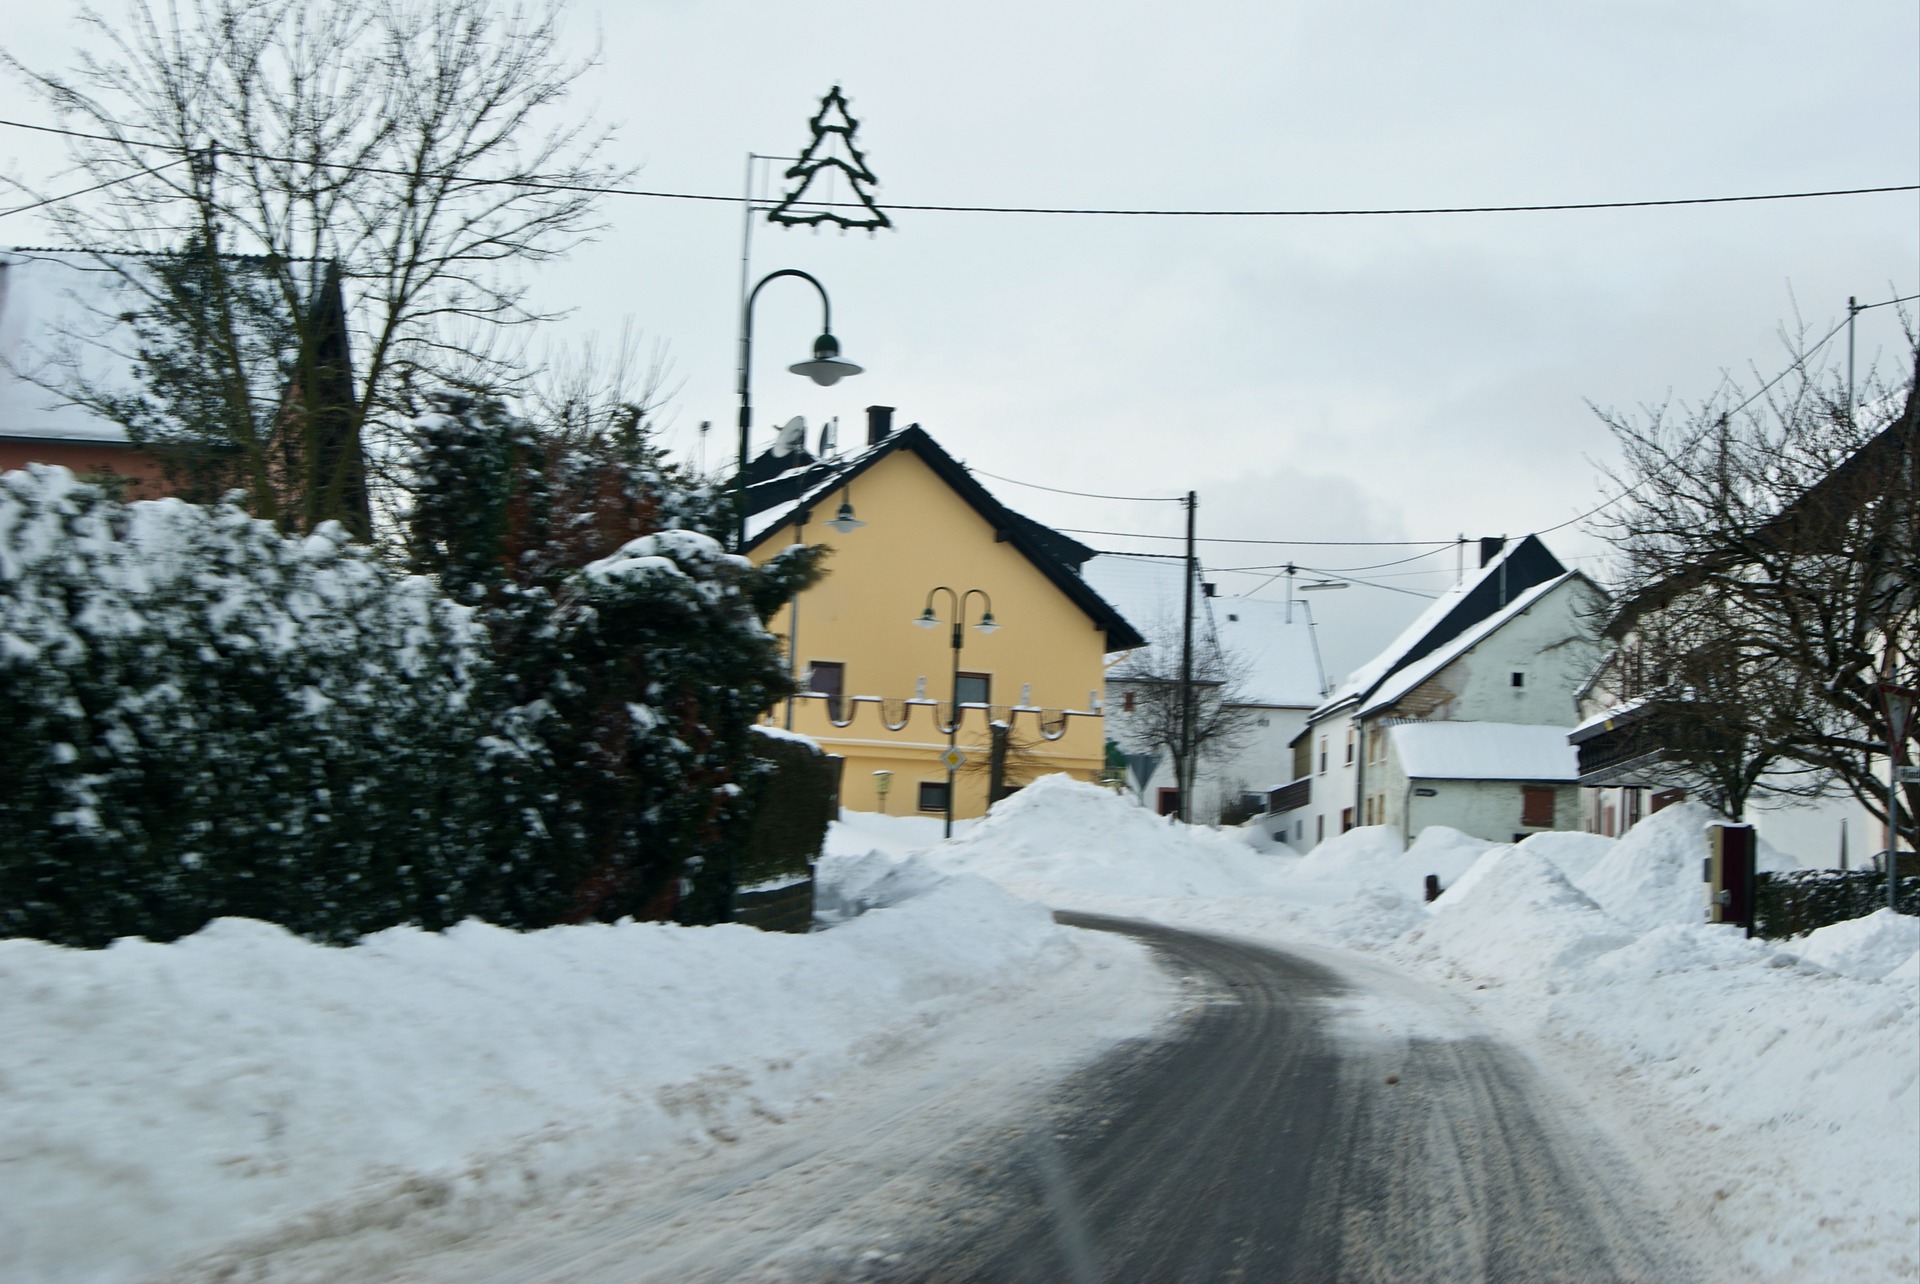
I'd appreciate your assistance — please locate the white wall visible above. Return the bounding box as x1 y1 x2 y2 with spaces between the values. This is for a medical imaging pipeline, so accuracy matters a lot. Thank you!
1108 692 1312 824
1396 582 1602 728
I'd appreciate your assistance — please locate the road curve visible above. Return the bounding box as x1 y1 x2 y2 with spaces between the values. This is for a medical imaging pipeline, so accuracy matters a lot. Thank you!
871 912 1691 1283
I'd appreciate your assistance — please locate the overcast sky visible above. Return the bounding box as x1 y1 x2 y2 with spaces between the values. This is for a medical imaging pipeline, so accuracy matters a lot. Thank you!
3 1 1916 681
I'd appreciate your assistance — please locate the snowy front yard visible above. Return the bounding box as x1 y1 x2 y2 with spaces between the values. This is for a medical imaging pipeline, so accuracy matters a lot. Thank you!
1 777 1915 1281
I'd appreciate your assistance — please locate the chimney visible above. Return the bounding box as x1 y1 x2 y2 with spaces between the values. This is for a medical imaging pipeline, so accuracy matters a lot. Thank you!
1478 536 1507 568
866 405 895 446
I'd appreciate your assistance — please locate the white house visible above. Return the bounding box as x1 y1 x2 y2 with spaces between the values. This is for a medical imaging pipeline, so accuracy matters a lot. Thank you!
1084 554 1328 823
1273 535 1604 849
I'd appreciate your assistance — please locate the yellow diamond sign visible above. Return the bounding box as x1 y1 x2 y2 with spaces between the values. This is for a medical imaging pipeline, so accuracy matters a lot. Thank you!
941 746 967 772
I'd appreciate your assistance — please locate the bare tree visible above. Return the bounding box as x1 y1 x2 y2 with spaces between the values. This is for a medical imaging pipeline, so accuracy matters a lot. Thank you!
1593 331 1918 846
4 0 627 536
1107 613 1261 820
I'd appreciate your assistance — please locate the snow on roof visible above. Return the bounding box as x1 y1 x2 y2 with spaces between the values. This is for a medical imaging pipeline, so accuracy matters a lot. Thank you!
0 250 147 444
1390 721 1581 782
1214 596 1329 707
1 248 332 447
1358 573 1575 716
1080 554 1204 649
1312 536 1569 720
1568 696 1652 741
1082 556 1326 704
1319 565 1497 712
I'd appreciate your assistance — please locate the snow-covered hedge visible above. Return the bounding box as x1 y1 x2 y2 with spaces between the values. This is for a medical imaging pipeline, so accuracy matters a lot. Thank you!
1 393 822 948
0 466 500 946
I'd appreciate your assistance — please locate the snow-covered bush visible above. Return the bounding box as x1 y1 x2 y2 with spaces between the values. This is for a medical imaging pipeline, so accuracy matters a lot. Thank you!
402 393 822 927
0 467 499 946
0 393 822 946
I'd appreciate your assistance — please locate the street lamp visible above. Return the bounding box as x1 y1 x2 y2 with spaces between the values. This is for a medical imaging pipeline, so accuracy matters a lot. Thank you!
736 268 863 552
916 586 999 838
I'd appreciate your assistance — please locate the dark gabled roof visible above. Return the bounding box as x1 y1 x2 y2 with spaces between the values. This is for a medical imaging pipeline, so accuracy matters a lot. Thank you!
745 425 1145 652
1310 533 1569 721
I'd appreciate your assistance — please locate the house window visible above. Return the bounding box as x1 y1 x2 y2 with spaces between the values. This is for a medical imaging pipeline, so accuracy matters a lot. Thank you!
807 661 845 721
918 781 950 812
1122 690 1136 713
1345 728 1355 764
1625 787 1643 829
1157 788 1182 817
1511 671 1526 688
955 672 991 707
1316 816 1325 843
1341 806 1355 833
1318 737 1328 775
1521 786 1556 828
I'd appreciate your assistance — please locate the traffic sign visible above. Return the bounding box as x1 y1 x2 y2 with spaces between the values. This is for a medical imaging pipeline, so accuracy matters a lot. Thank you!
1898 766 1920 785
941 746 967 772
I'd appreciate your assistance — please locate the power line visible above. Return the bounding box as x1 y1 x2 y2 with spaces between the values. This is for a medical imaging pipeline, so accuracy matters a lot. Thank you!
1209 547 1454 575
0 158 191 219
966 465 1184 502
2 116 1914 221
1062 526 1457 548
1535 302 1869 536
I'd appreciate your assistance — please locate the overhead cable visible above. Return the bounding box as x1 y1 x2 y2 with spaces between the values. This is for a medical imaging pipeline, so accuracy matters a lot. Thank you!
2 116 1913 221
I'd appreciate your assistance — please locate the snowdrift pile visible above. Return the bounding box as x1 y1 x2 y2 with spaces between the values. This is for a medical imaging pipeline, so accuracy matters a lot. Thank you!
0 862 1156 1282
931 774 1293 901
914 778 1918 1282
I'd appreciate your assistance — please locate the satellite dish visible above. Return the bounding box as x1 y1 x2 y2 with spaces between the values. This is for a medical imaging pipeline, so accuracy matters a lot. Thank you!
770 415 807 457
819 416 838 457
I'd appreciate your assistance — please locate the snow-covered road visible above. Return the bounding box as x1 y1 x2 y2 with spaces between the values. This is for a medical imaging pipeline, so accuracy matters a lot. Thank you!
2 777 1915 1281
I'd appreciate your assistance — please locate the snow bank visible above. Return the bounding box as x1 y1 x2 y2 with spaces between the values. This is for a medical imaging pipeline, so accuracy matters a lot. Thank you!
876 783 1918 1282
0 861 1152 1282
1567 802 1802 932
931 775 1292 901
1787 908 1920 981
1294 823 1494 902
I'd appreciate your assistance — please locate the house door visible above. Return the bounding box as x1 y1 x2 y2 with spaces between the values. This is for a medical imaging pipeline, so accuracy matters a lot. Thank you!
1157 788 1182 817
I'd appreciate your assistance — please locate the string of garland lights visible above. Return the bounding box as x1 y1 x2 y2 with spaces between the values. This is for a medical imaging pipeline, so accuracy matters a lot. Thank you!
1 115 1913 222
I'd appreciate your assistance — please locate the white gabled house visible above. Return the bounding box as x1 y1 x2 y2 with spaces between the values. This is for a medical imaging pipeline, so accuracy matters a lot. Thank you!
1270 535 1604 849
1085 554 1327 823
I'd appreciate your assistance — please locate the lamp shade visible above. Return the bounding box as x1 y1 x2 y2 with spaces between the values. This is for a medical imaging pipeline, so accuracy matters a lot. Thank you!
824 500 865 533
790 332 863 386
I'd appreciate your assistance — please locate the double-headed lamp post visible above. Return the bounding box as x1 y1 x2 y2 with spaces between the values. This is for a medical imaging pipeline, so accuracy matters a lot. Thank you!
736 268 863 552
916 587 999 839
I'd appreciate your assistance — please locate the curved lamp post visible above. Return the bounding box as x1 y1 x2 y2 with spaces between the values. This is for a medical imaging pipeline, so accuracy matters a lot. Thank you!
736 268 863 552
916 586 999 838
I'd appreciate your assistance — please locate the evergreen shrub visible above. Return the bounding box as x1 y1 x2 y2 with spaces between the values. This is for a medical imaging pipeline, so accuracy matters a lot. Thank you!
1753 868 1920 939
0 466 500 946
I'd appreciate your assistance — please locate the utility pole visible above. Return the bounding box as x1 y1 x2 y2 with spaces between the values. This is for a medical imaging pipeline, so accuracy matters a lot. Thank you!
1847 295 1860 429
1179 490 1197 823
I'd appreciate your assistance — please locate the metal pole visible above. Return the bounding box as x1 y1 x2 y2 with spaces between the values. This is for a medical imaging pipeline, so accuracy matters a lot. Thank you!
948 614 962 839
1846 296 1859 430
1892 696 1905 913
784 509 806 729
735 268 835 554
1179 490 1196 823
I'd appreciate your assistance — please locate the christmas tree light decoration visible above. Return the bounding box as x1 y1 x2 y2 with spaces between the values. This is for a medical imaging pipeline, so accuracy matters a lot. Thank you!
768 85 892 233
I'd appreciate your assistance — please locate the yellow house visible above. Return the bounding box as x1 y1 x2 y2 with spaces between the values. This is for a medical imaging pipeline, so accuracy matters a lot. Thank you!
744 410 1143 819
